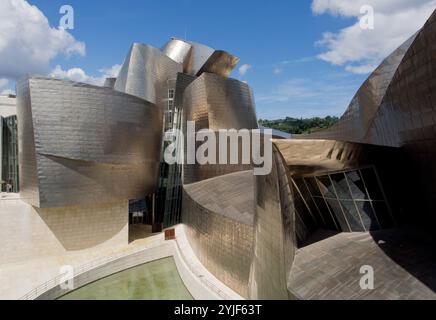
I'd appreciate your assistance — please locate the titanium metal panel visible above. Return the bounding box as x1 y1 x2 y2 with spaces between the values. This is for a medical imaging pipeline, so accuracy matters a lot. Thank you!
17 77 163 208
183 72 258 131
163 38 240 77
115 43 183 107
103 77 116 89
196 50 240 77
162 38 192 66
249 145 295 300
184 41 215 76
182 171 255 298
16 80 40 206
182 73 258 183
363 10 436 223
305 33 416 143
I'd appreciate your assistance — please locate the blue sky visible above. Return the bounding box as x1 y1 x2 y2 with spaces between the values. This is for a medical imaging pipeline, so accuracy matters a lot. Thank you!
1 0 435 119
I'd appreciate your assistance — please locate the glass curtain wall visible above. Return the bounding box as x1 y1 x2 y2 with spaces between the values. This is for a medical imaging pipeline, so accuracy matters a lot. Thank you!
1 115 19 192
293 166 395 245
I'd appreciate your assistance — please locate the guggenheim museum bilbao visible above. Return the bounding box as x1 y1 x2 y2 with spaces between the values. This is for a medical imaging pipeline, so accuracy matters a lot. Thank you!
2 9 436 300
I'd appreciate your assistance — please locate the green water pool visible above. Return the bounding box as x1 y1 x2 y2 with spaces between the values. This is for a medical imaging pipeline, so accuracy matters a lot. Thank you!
58 257 193 300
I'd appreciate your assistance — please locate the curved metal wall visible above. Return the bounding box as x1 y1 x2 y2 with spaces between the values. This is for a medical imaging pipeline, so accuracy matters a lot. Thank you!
182 171 255 298
306 34 416 143
17 77 163 208
248 145 296 300
182 72 258 184
366 10 436 148
162 38 239 77
183 72 258 131
162 38 193 66
364 10 436 223
197 50 240 77
115 43 183 106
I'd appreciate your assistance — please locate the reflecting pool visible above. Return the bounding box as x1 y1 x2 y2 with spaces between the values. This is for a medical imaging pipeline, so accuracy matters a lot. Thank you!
58 257 193 300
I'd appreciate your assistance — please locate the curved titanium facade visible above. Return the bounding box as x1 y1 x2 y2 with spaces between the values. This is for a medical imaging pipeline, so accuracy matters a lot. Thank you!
115 43 183 105
162 38 192 66
246 10 436 300
197 50 240 77
306 34 416 143
302 10 436 227
182 171 255 298
183 72 258 131
249 146 295 300
162 38 239 77
182 72 258 183
17 77 163 208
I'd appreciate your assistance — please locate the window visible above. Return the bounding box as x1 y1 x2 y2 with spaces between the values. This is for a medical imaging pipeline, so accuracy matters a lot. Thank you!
298 166 393 233
168 89 175 99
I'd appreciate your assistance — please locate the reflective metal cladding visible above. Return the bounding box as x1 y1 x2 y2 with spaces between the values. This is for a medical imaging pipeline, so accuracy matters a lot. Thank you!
15 19 436 300
17 77 163 208
115 43 183 105
162 38 240 77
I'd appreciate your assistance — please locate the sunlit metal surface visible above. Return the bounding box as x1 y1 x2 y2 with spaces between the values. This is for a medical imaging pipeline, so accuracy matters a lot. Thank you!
305 34 417 143
163 38 240 77
182 171 255 298
183 72 258 131
103 77 116 89
115 43 182 106
182 72 258 183
17 77 163 208
197 50 240 77
249 146 295 300
183 41 215 76
162 38 192 66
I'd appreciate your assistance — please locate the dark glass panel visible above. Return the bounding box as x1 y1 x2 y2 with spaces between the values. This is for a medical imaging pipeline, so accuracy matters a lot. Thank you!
325 198 349 232
340 200 365 232
355 201 380 231
317 175 336 199
330 173 352 200
372 201 394 229
346 170 369 200
360 168 384 200
305 177 321 197
314 197 338 231
293 190 317 232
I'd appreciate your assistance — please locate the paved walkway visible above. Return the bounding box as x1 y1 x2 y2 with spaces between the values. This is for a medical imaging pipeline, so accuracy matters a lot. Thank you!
0 195 241 300
289 228 436 300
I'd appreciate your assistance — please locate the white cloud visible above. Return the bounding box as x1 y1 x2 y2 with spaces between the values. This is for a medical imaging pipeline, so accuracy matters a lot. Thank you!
98 65 122 79
1 89 15 95
0 78 8 88
273 68 283 75
238 64 252 76
312 0 436 73
312 0 433 16
256 75 362 118
257 77 356 103
49 64 121 86
0 78 14 95
0 0 85 79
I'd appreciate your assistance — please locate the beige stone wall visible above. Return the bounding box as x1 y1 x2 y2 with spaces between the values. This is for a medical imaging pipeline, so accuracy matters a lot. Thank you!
34 201 128 251
0 198 128 266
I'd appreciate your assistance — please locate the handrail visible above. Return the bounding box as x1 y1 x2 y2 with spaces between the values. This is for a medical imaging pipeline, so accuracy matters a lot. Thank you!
20 237 163 300
20 229 240 300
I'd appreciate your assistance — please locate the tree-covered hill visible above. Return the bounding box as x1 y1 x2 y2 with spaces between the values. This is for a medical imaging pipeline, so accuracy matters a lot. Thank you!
258 116 339 134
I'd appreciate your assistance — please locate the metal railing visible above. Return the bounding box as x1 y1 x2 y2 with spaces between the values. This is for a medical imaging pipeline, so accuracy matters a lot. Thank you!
20 229 241 300
20 237 163 300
